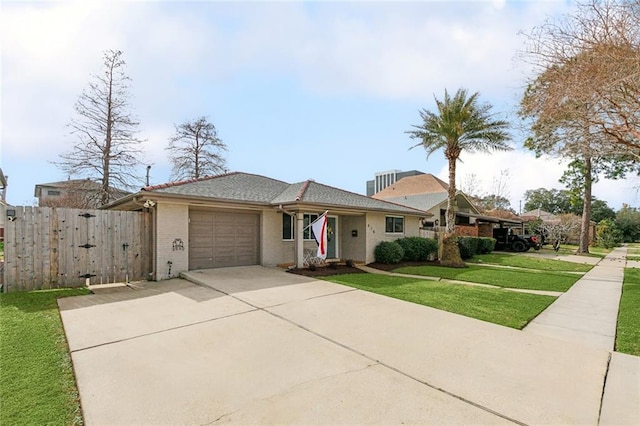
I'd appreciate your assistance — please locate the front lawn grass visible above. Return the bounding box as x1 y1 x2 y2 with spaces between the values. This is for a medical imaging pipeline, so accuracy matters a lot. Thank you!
323 274 556 329
467 253 592 273
616 268 640 356
538 244 608 258
0 288 90 426
392 264 579 292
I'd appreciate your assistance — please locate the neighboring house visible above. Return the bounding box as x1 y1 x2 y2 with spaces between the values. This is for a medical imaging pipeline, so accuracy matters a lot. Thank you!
520 209 557 222
103 172 432 280
366 170 425 196
372 173 522 237
0 168 7 242
373 173 476 229
34 179 129 208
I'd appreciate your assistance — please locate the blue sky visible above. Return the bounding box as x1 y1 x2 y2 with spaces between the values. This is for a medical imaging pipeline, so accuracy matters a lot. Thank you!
2 0 638 210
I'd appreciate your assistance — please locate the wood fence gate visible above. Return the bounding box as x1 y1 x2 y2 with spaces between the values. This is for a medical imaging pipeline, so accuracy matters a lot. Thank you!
2 206 152 292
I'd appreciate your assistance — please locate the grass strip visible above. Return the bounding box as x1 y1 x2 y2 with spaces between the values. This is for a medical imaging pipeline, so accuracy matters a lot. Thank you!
392 264 579 292
467 253 592 272
323 274 556 329
0 288 90 426
616 268 640 356
538 245 607 258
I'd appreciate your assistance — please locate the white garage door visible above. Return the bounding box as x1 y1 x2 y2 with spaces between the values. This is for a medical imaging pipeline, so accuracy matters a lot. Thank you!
189 209 260 269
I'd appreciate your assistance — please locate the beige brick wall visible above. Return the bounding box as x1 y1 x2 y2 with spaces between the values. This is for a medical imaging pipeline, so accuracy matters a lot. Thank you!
155 203 189 280
364 214 421 264
262 210 296 266
340 216 366 263
262 210 328 266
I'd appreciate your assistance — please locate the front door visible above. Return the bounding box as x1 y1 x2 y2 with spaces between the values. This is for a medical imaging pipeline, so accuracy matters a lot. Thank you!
327 217 337 259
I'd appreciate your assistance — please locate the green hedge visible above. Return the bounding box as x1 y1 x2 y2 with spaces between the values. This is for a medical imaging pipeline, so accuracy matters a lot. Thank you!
457 236 495 259
374 241 405 264
457 237 479 260
478 237 496 254
396 237 438 261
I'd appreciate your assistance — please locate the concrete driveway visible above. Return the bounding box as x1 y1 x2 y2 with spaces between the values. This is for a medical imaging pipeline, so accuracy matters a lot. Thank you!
59 266 614 425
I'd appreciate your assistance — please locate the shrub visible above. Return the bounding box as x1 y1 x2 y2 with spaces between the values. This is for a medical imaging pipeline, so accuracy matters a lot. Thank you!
596 218 623 248
345 259 355 268
374 241 405 264
457 236 480 260
478 237 496 254
396 237 438 261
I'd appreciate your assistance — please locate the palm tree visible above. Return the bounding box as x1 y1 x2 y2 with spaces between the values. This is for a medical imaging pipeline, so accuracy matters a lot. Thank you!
407 88 511 266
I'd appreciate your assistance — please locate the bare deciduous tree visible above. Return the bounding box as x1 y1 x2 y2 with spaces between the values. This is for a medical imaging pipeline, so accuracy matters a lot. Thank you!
520 0 640 159
56 49 145 205
166 116 228 181
519 1 640 254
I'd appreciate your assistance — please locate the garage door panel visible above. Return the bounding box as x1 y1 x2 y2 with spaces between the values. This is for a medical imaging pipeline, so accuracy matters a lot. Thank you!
189 210 260 269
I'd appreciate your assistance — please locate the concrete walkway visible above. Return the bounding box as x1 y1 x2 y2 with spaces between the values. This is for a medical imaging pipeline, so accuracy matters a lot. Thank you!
523 246 639 425
523 247 627 351
57 264 640 425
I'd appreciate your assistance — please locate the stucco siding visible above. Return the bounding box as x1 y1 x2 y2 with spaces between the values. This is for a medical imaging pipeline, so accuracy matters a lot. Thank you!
156 203 189 279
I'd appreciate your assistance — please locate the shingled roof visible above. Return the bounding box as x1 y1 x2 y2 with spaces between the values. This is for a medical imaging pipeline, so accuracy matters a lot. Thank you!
138 172 426 215
143 172 290 203
372 173 449 199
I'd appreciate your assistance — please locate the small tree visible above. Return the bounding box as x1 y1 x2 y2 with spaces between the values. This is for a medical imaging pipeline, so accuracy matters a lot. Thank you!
596 218 622 248
57 49 145 205
616 204 640 242
540 214 581 251
166 117 228 181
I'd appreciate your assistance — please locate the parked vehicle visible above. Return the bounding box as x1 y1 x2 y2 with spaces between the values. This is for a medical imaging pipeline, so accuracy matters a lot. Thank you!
492 228 540 252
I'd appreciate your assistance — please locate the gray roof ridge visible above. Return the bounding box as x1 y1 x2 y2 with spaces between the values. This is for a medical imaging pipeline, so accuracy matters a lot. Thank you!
296 180 428 215
142 171 240 191
142 171 290 192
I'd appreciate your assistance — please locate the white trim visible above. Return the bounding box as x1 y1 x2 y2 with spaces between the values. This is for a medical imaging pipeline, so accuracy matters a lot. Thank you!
327 215 339 259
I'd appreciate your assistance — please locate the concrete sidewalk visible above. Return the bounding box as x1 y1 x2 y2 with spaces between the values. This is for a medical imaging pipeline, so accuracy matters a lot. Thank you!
523 247 627 351
524 246 639 424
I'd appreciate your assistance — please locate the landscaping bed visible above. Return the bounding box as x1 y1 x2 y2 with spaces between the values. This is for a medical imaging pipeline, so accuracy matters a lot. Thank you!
287 264 366 277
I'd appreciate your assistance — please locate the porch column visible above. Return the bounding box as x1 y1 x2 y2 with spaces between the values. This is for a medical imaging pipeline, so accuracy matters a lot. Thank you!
296 213 304 268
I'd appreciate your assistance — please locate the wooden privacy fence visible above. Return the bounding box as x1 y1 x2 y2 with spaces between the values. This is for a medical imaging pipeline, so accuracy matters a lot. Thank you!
3 206 152 292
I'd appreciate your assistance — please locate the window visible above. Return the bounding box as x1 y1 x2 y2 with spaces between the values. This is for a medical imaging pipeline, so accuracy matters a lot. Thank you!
282 213 320 240
303 214 318 240
47 190 61 196
385 216 404 233
282 214 294 240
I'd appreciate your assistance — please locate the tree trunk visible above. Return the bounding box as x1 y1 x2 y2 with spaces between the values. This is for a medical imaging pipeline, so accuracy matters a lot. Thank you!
577 156 592 254
446 158 457 233
440 156 465 267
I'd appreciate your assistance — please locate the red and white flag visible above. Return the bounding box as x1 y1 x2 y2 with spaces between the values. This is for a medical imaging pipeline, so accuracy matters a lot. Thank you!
311 213 328 259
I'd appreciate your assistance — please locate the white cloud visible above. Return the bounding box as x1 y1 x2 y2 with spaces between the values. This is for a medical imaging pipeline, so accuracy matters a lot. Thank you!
7 0 631 211
434 149 638 212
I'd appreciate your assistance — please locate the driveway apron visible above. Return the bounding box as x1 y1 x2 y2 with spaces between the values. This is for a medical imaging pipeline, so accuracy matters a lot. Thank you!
59 265 629 425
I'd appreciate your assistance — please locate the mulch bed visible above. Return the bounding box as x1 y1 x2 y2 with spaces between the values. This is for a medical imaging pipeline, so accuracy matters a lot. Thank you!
287 261 440 277
286 264 365 277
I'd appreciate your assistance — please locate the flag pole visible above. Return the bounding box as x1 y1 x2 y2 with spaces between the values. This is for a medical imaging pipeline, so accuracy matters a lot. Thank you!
302 210 329 232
